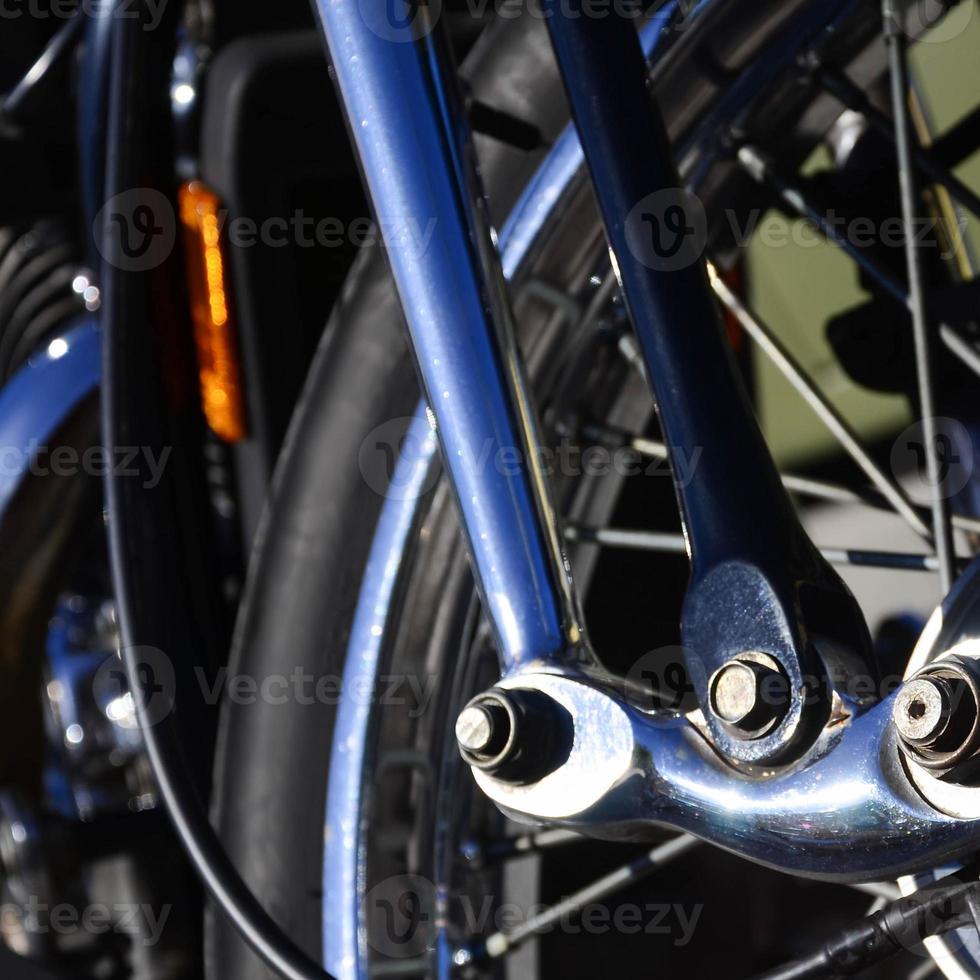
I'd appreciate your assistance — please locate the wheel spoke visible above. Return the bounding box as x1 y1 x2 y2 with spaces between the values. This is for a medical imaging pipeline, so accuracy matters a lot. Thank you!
737 143 980 385
815 64 980 221
611 271 947 547
566 522 955 572
565 523 688 554
461 828 586 866
617 331 649 382
585 421 980 535
883 0 957 592
707 262 934 543
472 834 698 960
848 881 901 901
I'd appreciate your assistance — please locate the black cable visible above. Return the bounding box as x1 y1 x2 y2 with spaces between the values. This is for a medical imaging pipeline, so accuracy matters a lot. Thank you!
755 864 980 979
99 8 335 979
0 13 86 125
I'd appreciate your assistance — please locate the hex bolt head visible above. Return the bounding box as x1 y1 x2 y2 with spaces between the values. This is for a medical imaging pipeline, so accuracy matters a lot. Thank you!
710 656 789 738
455 688 572 784
893 662 980 770
893 676 952 746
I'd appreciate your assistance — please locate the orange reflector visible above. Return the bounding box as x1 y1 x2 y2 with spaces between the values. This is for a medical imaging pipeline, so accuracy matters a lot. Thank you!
179 181 247 442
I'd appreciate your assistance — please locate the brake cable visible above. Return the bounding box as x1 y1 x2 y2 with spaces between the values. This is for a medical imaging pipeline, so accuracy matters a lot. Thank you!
99 8 335 980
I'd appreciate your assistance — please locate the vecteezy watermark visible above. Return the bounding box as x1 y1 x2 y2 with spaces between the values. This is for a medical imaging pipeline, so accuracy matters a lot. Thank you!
361 874 703 958
213 213 438 255
0 0 169 30
624 646 909 712
95 189 176 272
0 898 172 947
359 416 702 500
357 0 702 43
94 188 438 270
93 646 439 725
896 0 976 43
625 188 709 273
624 193 973 271
193 666 437 717
357 0 442 42
625 646 700 712
732 209 973 261
93 647 177 728
359 416 442 501
891 417 974 501
0 442 171 489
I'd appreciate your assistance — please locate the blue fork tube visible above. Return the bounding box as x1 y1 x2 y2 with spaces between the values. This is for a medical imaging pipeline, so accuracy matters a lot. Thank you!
313 3 587 673
539 5 801 577
541 5 871 762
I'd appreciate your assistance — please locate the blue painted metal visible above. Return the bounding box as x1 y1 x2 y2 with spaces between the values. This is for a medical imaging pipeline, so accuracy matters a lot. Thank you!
541 1 872 764
497 3 705 278
320 7 708 973
314 0 584 675
0 319 100 522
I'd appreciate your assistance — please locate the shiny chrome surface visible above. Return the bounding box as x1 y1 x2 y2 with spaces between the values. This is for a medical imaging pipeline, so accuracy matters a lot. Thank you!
903 559 980 818
899 557 980 980
472 663 980 882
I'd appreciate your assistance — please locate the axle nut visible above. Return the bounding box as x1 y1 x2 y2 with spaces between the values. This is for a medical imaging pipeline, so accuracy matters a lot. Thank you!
709 655 789 738
455 688 572 784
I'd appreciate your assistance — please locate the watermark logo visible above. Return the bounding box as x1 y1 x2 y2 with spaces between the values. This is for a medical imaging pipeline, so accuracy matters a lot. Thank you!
362 874 437 958
625 646 698 712
363 873 703 956
93 646 176 728
0 442 171 489
899 0 975 43
92 646 440 724
625 188 708 272
358 419 704 501
357 0 442 43
359 416 441 501
95 189 176 272
0 899 172 947
890 417 974 500
0 0 169 31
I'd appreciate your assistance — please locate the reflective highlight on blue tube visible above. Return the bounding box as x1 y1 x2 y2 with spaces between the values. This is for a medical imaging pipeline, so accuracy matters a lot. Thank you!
0 319 100 520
